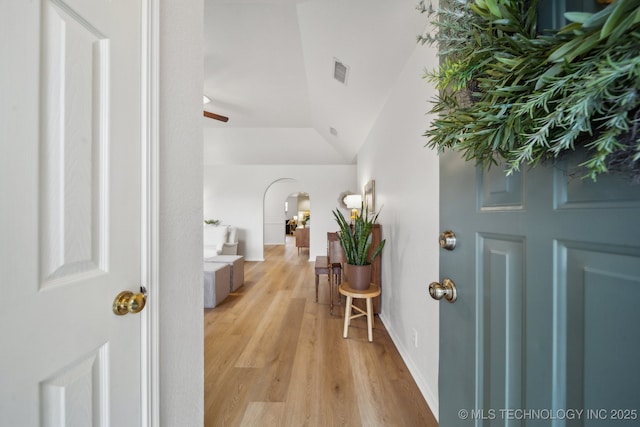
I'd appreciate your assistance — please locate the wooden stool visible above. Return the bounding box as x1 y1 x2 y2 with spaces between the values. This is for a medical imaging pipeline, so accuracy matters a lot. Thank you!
339 283 381 342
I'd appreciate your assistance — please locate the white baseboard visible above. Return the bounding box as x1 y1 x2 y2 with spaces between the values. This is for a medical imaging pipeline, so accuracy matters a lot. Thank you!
378 312 439 422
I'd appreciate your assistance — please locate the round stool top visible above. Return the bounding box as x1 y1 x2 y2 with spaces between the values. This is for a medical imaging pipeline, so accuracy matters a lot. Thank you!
338 283 380 298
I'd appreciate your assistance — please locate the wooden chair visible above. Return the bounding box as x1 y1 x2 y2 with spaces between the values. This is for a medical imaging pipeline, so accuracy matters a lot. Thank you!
314 255 330 303
327 232 345 314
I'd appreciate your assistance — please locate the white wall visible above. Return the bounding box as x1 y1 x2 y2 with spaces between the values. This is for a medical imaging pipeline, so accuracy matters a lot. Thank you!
285 195 298 218
159 0 204 425
203 165 356 261
356 42 441 416
297 195 310 212
203 127 347 165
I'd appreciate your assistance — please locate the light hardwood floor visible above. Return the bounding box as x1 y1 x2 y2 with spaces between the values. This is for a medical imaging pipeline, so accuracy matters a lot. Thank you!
204 236 438 426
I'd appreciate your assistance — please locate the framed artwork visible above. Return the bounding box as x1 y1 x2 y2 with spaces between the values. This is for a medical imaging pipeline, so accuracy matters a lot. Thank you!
364 180 375 212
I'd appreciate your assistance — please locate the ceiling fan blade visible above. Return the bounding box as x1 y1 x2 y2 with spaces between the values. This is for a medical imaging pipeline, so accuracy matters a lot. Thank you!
203 111 229 122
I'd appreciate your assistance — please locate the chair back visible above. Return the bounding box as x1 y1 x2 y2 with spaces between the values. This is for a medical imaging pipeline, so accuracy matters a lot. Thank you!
327 233 345 265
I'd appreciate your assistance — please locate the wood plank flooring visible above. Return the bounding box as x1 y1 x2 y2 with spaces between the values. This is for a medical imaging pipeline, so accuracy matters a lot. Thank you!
204 236 438 426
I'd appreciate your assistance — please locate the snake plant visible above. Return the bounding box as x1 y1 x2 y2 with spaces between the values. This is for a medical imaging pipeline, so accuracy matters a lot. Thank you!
332 206 386 266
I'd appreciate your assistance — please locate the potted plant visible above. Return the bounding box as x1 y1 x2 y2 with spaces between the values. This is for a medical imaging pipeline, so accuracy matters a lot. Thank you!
332 205 385 290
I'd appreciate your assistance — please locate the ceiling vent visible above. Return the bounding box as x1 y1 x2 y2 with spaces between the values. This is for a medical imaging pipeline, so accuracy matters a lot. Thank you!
333 58 348 84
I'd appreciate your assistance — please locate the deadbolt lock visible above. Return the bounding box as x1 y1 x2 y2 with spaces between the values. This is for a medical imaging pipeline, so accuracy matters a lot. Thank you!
439 230 457 250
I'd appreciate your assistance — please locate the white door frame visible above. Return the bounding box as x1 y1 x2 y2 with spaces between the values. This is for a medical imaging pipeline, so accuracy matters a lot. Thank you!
141 0 160 425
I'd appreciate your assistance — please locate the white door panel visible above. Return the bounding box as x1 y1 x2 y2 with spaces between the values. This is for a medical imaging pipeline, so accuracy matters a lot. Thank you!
1 0 145 425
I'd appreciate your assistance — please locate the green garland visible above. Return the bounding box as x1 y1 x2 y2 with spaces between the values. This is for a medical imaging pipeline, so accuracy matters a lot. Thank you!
419 0 640 180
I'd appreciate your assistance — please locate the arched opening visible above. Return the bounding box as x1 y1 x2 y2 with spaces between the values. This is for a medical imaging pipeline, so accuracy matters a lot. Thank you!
263 178 311 258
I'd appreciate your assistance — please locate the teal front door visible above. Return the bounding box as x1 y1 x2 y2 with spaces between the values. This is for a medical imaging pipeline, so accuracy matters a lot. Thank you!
435 149 640 426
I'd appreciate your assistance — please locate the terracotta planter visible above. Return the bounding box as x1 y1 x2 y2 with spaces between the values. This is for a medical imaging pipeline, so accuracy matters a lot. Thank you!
346 264 372 290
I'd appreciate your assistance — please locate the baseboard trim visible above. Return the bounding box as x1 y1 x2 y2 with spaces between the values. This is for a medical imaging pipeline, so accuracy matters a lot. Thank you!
378 312 439 422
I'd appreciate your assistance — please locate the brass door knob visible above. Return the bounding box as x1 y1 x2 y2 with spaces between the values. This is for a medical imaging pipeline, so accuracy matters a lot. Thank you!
429 278 457 303
113 288 147 315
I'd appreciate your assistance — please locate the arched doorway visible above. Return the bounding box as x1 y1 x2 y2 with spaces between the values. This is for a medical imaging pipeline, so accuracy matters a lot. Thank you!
263 179 311 258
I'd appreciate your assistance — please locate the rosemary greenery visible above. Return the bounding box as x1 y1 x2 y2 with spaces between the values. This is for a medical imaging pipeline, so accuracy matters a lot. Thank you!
419 0 640 180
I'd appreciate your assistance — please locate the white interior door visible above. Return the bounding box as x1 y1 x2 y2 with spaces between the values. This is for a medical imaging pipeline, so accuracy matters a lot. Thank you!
1 0 146 425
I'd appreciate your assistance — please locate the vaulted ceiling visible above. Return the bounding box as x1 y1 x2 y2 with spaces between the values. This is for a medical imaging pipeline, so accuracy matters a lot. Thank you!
203 0 428 165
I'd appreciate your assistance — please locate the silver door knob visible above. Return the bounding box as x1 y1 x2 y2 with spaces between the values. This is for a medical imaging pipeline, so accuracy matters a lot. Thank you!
429 278 457 303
